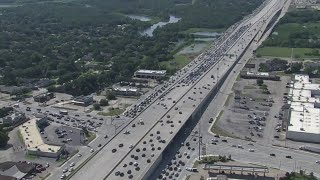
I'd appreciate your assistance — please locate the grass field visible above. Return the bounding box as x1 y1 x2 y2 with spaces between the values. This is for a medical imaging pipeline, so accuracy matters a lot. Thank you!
160 54 192 70
98 107 125 116
271 23 320 40
256 47 320 58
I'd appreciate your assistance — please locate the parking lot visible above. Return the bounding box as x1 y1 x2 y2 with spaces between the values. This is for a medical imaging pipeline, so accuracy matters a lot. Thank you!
42 124 84 146
214 76 291 144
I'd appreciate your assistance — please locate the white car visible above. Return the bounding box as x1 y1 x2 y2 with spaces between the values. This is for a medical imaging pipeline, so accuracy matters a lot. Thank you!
77 154 82 157
60 174 66 179
63 168 68 173
69 167 74 172
316 160 320 164
90 149 94 153
70 162 75 167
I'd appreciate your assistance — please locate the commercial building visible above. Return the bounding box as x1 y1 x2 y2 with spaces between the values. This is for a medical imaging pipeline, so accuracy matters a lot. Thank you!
72 95 94 106
0 161 35 180
0 112 26 126
19 119 63 158
134 69 166 79
112 87 140 96
287 74 320 143
239 71 280 80
33 92 55 103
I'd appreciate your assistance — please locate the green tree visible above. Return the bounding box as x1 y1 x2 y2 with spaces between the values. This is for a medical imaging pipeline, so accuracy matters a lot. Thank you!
291 62 303 73
99 99 109 106
36 119 50 131
93 103 101 110
82 127 89 137
106 92 116 100
0 130 9 148
257 79 264 86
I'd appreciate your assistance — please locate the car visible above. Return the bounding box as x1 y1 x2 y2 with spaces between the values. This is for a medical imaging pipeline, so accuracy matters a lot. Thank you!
90 149 94 153
70 162 75 167
274 135 279 138
104 135 108 138
63 168 68 173
185 167 197 172
112 148 117 153
222 139 228 142
69 167 74 172
316 160 320 164
270 153 276 157
119 143 124 148
249 149 255 152
209 118 213 123
285 155 292 159
98 144 102 147
60 174 66 179
77 154 82 157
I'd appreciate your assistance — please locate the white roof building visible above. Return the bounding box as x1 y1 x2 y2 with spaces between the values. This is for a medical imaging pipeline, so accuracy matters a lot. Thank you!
287 74 320 143
134 69 166 79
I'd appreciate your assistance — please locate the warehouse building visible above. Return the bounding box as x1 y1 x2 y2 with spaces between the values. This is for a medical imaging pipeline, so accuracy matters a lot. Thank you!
287 74 320 143
19 119 63 158
240 71 280 81
134 69 166 79
72 95 94 106
112 87 140 96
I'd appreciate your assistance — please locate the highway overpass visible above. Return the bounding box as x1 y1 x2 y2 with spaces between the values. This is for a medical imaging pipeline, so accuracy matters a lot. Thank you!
66 0 288 179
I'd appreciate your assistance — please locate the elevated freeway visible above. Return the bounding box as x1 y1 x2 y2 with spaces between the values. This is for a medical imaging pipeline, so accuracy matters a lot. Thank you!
65 0 288 179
